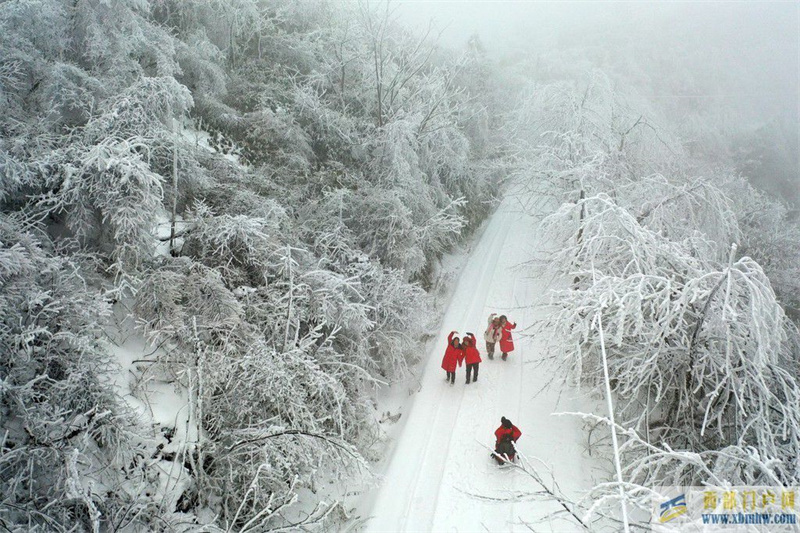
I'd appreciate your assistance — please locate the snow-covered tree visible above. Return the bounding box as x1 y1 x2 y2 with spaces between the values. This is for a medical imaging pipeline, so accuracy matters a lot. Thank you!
0 216 169 531
536 193 800 488
0 0 507 529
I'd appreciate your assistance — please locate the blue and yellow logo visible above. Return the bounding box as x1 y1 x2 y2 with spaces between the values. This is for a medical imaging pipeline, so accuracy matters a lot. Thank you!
660 494 688 523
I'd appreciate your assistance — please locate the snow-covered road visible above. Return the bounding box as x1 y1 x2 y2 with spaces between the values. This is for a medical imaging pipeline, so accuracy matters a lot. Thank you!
364 195 606 532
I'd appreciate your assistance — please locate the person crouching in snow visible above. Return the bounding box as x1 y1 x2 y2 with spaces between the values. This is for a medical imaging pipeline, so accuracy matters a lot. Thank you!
462 332 482 384
441 331 463 385
494 416 522 464
484 313 502 360
498 315 516 361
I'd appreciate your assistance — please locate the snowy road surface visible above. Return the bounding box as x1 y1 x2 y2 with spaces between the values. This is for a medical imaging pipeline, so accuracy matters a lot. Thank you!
363 195 606 532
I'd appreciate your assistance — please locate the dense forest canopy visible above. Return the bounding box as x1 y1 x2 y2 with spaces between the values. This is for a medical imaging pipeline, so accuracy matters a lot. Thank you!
0 1 506 530
1 0 798 531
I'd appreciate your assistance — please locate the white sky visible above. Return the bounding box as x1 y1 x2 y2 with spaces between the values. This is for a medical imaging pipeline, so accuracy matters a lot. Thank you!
397 0 626 52
395 1 799 123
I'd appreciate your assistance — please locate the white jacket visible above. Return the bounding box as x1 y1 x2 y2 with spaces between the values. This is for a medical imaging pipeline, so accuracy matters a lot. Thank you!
484 314 501 343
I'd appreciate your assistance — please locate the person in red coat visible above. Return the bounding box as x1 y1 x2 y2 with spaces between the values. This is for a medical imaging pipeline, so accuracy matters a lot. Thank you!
493 416 522 464
462 332 482 384
441 331 463 385
498 315 516 361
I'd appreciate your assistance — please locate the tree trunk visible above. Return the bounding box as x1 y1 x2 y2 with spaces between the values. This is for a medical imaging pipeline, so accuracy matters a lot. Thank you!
169 117 179 256
284 247 294 351
573 188 586 287
374 45 383 127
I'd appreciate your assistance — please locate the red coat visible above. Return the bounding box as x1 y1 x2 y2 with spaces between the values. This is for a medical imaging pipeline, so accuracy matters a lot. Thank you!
462 334 482 365
495 424 522 446
499 322 516 353
441 332 464 373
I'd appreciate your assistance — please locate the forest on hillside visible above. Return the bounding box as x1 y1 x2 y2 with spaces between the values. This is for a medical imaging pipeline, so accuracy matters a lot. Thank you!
1 0 798 531
0 1 508 530
505 7 800 524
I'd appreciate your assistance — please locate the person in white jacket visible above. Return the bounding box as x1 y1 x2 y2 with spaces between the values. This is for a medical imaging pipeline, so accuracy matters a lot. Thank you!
484 313 502 360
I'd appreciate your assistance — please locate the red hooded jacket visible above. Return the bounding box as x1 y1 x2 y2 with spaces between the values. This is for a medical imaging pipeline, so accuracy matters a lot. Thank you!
441 331 464 373
499 321 516 353
462 334 482 365
495 423 522 446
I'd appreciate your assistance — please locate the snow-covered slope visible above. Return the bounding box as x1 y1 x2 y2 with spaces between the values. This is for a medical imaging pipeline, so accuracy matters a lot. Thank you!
363 194 608 532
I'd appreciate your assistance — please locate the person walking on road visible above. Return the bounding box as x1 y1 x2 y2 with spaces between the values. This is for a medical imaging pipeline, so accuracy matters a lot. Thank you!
484 313 502 360
462 332 482 384
441 331 463 385
498 315 516 361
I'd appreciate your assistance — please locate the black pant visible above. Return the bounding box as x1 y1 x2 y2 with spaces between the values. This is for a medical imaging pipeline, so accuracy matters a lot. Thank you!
446 371 455 383
494 439 515 464
466 363 479 383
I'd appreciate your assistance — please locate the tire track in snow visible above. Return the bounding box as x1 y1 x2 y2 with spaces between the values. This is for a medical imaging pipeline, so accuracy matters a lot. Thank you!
422 207 515 531
427 204 527 532
368 204 511 532
400 207 512 531
431 204 537 532
366 197 602 533
510 274 529 530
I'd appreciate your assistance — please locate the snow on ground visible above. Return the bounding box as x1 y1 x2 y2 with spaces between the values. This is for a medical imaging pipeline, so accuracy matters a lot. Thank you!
102 303 195 512
153 210 191 258
104 303 195 444
359 191 611 532
181 120 243 166
336 212 488 530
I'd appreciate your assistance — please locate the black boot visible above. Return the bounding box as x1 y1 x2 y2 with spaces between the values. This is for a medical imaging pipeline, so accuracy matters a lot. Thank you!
501 353 507 361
